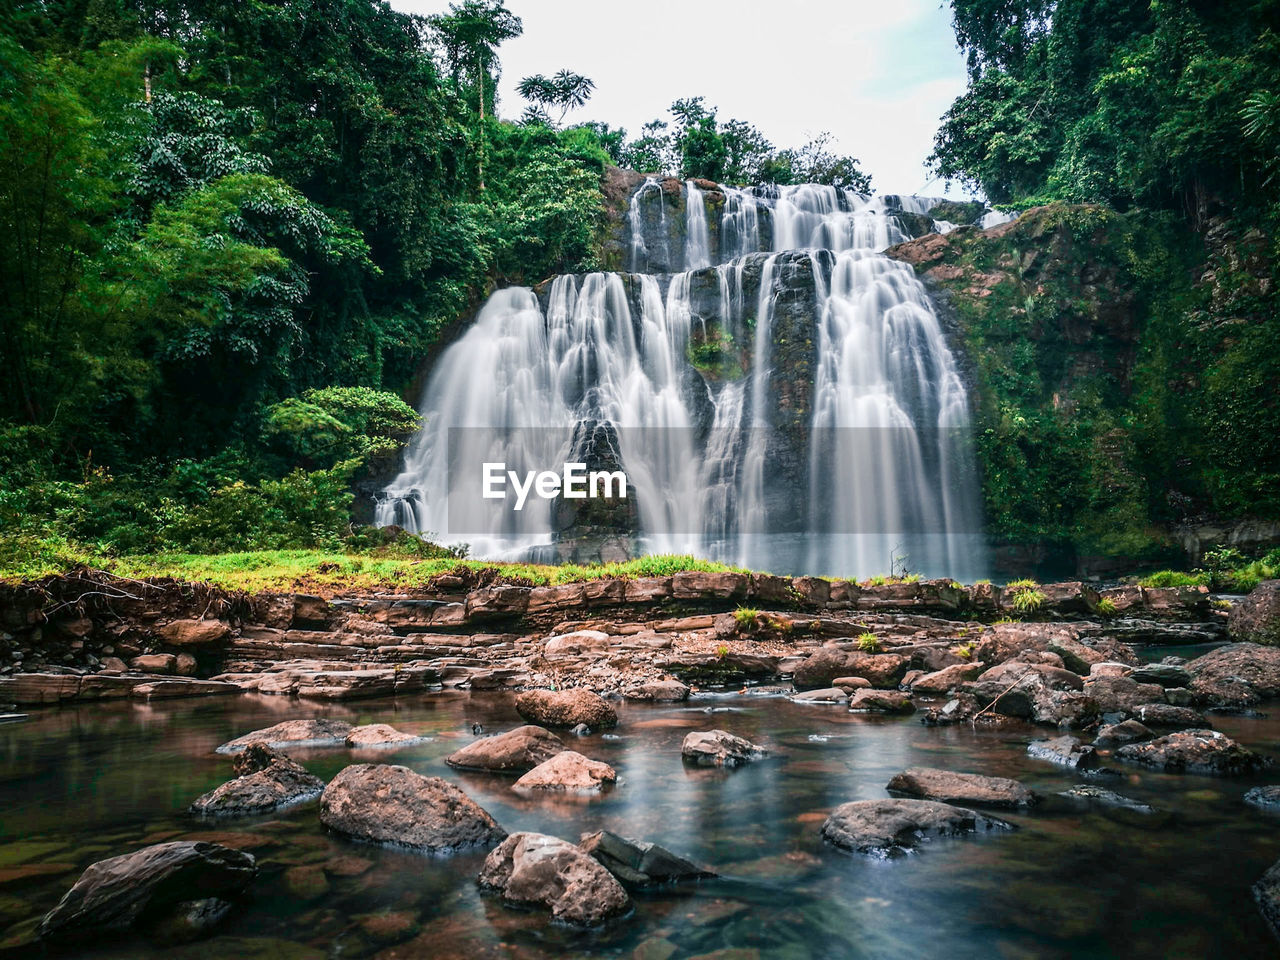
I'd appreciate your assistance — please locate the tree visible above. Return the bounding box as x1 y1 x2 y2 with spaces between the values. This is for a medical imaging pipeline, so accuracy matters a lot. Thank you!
517 69 594 125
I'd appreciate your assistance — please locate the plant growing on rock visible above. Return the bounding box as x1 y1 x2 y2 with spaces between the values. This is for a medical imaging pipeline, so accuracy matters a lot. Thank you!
953 641 977 660
856 632 881 653
1096 597 1118 616
733 607 760 629
1010 586 1046 614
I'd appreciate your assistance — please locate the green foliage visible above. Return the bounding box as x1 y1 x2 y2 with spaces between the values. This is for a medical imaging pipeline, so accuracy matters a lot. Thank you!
1010 586 1046 613
953 641 977 660
733 607 761 627
265 387 421 468
856 632 881 652
1096 597 1118 617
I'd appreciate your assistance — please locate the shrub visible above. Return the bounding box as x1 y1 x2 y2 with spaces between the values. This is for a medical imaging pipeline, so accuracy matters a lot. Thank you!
856 632 881 652
1010 586 1046 614
1096 597 1118 616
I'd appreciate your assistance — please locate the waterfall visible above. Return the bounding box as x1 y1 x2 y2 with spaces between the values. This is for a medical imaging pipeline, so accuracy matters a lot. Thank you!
378 177 990 579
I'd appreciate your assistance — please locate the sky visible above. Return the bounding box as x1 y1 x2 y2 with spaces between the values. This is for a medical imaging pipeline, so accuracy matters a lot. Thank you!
390 0 972 198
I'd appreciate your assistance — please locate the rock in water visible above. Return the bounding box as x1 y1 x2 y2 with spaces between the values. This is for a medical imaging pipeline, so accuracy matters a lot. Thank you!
344 724 428 748
1230 580 1280 646
478 832 630 926
319 764 505 853
513 751 616 792
1131 703 1209 729
1116 729 1271 776
681 730 768 767
216 718 353 754
1254 855 1280 939
886 766 1037 808
190 742 325 817
1245 786 1280 812
445 725 565 772
38 841 256 944
1093 719 1154 748
621 680 690 702
821 798 1012 857
1057 785 1156 815
515 689 618 729
1186 642 1280 710
1027 735 1099 770
848 689 916 714
579 830 714 887
793 650 907 690
791 687 850 703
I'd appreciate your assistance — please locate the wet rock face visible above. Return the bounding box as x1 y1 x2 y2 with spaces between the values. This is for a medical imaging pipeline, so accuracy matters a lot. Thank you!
821 798 1013 857
445 725 566 772
1229 580 1280 646
1116 729 1272 776
513 751 617 792
478 832 631 926
681 729 768 767
344 723 426 748
1094 719 1154 748
515 689 618 729
190 743 325 818
1186 642 1280 709
886 766 1037 808
848 689 915 714
319 764 506 853
621 679 690 702
1027 735 1099 770
216 719 353 754
38 841 256 944
579 830 714 887
1058 786 1156 815
1245 785 1280 812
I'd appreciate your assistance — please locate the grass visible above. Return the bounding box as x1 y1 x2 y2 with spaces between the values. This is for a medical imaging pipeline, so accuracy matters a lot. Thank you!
856 632 881 652
1010 586 1046 613
0 537 750 594
1096 596 1118 616
953 640 977 660
733 607 761 627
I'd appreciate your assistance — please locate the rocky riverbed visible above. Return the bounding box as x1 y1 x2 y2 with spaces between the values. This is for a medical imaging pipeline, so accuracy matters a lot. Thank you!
3 573 1280 956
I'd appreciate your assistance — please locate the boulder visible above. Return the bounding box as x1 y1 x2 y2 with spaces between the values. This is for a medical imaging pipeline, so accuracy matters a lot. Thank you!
513 751 617 792
37 841 256 944
319 764 505 852
1186 643 1280 710
155 619 231 648
1253 855 1280 939
681 730 767 768
966 661 1090 722
344 724 427 748
1117 729 1271 776
190 743 324 817
1094 720 1154 748
516 689 618 729
216 719 353 754
1245 785 1280 812
848 689 916 714
621 680 690 702
793 650 907 690
579 830 714 887
130 654 176 674
832 676 873 691
445 725 566 772
478 832 630 926
1229 580 1280 645
1027 735 1099 770
820 798 1012 857
1084 676 1166 714
886 766 1036 808
1131 703 1209 729
542 630 611 661
910 662 984 693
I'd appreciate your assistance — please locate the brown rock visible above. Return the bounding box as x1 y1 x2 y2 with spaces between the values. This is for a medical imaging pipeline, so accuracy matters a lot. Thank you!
1084 675 1166 714
174 653 198 676
345 724 427 748
216 719 354 754
670 571 749 601
1186 642 1280 709
191 744 325 818
1131 703 1209 729
622 679 690 702
37 841 256 943
848 689 915 714
886 766 1036 808
156 620 231 647
478 832 630 926
681 729 767 767
513 751 617 792
1093 719 1154 747
910 662 984 693
821 798 1012 857
130 654 177 674
1230 580 1280 645
1117 729 1271 776
793 649 907 690
516 689 618 729
319 764 505 852
446 725 566 772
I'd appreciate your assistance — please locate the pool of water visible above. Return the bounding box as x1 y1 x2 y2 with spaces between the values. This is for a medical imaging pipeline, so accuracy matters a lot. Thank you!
2 690 1278 959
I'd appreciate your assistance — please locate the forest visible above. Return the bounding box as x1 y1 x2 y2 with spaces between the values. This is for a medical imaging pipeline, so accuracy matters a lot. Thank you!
1 0 1278 582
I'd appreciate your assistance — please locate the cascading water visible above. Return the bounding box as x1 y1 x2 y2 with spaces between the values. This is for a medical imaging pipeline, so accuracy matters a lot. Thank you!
378 177 990 579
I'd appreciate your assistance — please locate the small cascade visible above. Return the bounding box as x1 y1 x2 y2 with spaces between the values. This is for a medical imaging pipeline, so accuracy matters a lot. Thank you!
379 175 994 579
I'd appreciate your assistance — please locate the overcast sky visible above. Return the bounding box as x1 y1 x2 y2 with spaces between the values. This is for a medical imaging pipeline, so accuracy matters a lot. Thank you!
390 0 970 197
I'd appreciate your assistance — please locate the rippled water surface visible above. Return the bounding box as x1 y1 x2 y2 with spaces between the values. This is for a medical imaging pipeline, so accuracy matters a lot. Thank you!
2 690 1279 958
